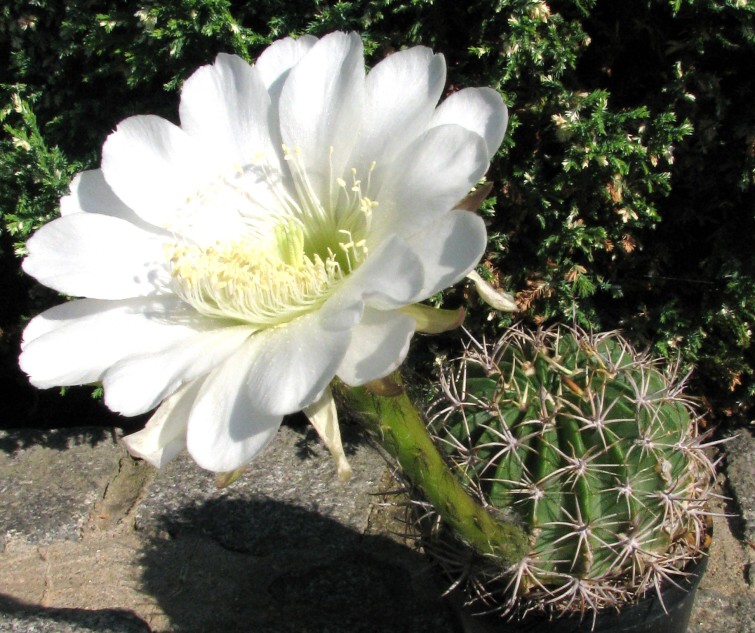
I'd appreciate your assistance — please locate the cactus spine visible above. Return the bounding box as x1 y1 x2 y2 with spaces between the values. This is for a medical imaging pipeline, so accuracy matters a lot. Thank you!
424 325 715 616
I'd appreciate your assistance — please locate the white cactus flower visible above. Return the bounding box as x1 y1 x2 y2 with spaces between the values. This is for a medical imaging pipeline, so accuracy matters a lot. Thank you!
19 32 508 480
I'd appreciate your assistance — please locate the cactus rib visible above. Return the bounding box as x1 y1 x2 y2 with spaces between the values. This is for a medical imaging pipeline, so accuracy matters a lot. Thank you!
421 324 715 618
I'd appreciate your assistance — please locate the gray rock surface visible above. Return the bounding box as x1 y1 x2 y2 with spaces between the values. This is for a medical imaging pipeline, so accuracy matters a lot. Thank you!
726 429 755 546
0 428 124 545
0 594 149 633
0 422 454 632
1 423 753 633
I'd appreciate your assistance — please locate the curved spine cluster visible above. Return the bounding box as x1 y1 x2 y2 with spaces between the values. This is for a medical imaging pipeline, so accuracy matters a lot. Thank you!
423 324 716 617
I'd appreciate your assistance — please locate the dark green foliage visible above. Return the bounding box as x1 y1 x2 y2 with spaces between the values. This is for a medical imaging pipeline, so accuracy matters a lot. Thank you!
1 0 753 425
0 89 84 254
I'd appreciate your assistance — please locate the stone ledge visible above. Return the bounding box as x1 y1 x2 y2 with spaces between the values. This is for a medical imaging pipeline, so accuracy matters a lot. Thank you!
0 423 454 632
0 424 753 632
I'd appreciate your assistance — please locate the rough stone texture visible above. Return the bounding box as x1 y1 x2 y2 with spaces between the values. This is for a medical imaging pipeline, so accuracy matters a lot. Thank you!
688 492 755 633
0 594 149 633
131 420 453 632
726 429 755 545
0 428 127 545
0 423 454 633
0 423 753 633
134 417 386 555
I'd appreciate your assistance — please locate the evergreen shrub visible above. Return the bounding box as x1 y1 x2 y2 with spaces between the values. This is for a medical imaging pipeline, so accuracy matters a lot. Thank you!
1 0 752 426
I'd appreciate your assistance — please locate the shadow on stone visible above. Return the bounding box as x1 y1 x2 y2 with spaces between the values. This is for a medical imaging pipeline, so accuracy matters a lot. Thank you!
138 496 458 633
0 593 149 633
0 358 148 438
0 425 129 455
0 411 358 457
285 411 366 463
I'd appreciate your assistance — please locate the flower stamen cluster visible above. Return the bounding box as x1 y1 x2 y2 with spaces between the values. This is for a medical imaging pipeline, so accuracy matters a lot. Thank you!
167 235 341 327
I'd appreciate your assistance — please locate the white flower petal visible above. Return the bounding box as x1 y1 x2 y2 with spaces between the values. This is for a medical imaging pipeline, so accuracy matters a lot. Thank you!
103 325 255 416
256 34 318 98
22 213 170 299
60 169 153 227
19 296 215 388
186 340 283 472
321 235 425 330
278 32 365 206
370 124 489 246
430 87 508 160
255 35 318 157
350 46 445 175
302 388 352 481
101 115 212 227
61 169 125 217
336 308 415 386
242 310 351 415
180 54 280 171
122 380 201 468
404 210 487 298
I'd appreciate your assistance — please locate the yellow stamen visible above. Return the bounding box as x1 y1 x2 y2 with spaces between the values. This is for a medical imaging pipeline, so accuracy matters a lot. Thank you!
167 145 379 330
168 238 342 327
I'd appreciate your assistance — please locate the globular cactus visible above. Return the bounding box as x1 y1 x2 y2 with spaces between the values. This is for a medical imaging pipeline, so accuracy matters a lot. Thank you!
423 324 715 617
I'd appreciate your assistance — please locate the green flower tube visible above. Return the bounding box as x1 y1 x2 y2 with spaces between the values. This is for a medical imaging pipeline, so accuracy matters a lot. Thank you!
339 375 530 568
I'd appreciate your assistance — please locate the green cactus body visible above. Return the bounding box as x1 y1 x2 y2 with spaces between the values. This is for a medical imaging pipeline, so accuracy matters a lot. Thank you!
428 325 713 613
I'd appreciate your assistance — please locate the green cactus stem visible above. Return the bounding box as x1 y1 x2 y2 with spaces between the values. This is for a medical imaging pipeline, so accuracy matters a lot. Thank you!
338 375 530 568
423 324 716 616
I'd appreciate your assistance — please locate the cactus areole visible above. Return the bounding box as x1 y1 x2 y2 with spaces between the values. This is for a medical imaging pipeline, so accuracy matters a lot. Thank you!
426 325 715 618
